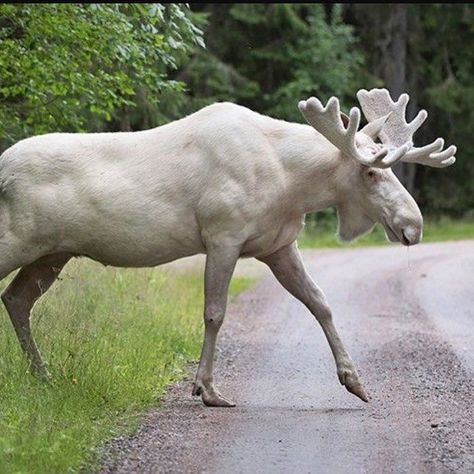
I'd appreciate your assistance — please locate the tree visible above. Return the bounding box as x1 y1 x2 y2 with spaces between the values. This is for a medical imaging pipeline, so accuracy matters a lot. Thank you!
415 4 474 217
345 4 418 194
179 4 368 121
0 3 203 148
347 4 473 216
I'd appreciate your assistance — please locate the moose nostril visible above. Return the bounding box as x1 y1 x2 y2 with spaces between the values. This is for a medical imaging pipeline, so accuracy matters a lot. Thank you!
401 227 422 246
401 230 411 246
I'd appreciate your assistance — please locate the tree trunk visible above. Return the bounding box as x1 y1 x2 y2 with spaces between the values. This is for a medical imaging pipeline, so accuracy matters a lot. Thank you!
348 4 417 194
119 110 131 132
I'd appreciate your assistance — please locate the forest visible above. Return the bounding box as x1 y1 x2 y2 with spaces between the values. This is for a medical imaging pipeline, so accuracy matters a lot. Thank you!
0 3 472 221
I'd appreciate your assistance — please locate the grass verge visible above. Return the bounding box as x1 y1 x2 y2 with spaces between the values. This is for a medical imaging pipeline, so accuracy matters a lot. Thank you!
0 259 253 473
298 217 474 249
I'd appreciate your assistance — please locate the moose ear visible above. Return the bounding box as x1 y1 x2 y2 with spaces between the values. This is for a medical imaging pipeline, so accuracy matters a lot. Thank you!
360 112 392 139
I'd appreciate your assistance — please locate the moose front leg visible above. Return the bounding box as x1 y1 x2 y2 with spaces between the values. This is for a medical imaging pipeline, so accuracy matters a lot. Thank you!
192 245 240 407
259 242 369 402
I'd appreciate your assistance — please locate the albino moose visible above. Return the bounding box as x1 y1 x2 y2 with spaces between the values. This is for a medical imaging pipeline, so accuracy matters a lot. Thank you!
0 88 456 406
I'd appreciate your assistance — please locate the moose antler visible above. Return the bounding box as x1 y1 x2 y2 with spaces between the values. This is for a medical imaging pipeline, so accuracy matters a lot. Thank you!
356 88 456 168
298 96 411 169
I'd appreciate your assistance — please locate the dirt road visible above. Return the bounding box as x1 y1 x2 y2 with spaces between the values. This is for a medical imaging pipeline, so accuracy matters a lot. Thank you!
101 241 474 474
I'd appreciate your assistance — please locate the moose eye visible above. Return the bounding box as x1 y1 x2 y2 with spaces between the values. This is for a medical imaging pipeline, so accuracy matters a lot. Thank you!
367 170 375 178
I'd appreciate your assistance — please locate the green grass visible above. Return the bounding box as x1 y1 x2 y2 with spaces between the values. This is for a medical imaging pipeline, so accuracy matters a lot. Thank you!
0 260 253 474
298 217 474 249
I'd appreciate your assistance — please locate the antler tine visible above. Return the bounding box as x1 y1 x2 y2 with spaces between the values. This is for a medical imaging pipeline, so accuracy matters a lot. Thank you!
298 95 410 169
403 139 457 168
357 88 457 168
346 106 361 139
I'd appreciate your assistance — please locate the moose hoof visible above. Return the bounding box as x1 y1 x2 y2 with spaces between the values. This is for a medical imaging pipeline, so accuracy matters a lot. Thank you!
192 382 236 407
345 381 369 403
338 368 369 403
31 364 51 382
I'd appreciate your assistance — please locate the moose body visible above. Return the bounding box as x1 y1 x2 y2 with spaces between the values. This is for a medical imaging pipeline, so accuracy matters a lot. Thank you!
1 103 308 268
0 89 456 406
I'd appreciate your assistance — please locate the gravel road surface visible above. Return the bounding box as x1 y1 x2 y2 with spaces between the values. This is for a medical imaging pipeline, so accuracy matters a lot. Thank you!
100 241 474 474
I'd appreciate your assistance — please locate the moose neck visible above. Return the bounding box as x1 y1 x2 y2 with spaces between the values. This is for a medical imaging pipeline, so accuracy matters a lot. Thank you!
266 120 344 214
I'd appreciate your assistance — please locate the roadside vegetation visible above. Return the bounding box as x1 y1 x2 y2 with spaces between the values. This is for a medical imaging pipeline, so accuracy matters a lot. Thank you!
0 259 253 473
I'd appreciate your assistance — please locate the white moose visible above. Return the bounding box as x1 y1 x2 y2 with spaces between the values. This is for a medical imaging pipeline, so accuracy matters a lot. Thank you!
0 88 456 406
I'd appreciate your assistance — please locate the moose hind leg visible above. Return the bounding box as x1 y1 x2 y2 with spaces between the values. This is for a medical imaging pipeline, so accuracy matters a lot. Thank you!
259 243 369 402
1 253 72 379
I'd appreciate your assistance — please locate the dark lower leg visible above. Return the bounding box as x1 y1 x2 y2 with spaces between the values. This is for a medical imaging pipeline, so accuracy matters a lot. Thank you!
1 253 71 377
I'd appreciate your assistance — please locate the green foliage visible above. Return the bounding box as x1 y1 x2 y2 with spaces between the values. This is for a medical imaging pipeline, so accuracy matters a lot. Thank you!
414 4 474 216
0 3 203 145
0 260 253 473
178 4 367 120
264 5 368 121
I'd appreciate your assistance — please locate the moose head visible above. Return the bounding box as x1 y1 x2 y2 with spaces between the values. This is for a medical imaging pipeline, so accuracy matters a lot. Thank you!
298 88 456 246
